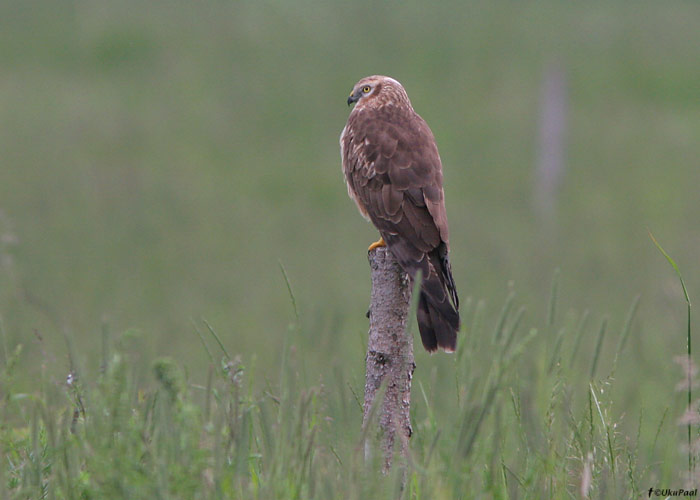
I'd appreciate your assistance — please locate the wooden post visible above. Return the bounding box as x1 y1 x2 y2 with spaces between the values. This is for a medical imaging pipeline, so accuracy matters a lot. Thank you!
363 246 415 472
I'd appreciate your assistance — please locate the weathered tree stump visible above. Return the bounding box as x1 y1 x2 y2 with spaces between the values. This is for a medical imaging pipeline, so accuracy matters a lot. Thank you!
363 246 416 472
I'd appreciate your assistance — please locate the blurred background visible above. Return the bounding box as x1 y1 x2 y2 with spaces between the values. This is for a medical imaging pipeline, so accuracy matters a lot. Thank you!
0 0 698 435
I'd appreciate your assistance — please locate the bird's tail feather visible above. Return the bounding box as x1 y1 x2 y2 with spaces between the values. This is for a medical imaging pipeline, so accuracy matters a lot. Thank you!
417 281 460 353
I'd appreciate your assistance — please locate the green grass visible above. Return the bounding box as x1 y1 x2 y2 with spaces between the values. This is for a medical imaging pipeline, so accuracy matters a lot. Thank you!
0 278 668 499
650 231 693 479
0 0 699 497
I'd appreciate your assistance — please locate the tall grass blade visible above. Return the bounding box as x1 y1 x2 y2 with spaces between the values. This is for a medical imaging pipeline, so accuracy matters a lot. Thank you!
191 319 215 365
278 260 299 399
203 319 231 360
650 406 668 460
615 294 641 358
590 383 616 478
279 259 300 327
501 306 526 355
649 230 693 476
589 317 607 380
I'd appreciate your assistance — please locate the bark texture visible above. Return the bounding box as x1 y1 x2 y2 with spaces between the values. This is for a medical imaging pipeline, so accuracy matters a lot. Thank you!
363 246 415 472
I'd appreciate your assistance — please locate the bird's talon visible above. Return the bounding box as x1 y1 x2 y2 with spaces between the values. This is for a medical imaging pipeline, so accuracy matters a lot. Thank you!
368 237 386 252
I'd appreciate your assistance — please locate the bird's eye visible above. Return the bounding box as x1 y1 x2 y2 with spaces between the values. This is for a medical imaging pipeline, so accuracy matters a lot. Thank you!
362 86 371 93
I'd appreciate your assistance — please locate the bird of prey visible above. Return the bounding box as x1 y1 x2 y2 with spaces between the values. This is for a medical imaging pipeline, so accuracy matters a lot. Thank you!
340 75 460 353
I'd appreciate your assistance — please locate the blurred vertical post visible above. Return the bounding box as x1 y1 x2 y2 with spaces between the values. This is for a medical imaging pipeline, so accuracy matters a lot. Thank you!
534 62 568 228
364 247 415 473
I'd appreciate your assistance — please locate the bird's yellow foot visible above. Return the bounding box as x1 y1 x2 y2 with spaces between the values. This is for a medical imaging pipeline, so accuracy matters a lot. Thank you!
368 237 386 252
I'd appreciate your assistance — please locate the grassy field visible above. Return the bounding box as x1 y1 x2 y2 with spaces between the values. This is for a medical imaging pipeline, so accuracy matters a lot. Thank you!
1 0 699 497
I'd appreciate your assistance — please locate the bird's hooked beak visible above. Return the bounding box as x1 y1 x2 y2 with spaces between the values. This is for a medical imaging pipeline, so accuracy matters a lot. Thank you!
347 92 359 106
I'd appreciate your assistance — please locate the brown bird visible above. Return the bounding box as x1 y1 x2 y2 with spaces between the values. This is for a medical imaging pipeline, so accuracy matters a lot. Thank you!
340 75 460 352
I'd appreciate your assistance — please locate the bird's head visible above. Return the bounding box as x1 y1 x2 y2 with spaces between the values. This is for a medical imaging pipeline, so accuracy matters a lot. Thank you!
347 75 412 110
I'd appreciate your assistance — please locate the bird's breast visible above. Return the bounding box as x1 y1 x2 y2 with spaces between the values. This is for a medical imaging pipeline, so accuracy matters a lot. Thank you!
340 125 373 221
